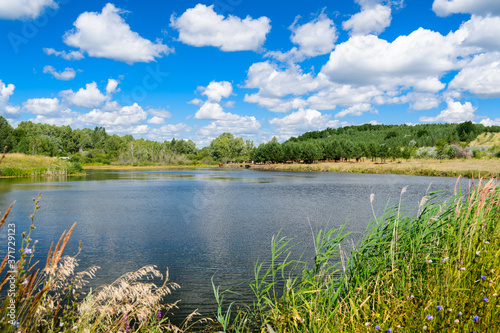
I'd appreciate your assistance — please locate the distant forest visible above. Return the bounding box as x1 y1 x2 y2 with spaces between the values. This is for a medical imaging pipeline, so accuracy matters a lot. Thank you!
0 116 499 165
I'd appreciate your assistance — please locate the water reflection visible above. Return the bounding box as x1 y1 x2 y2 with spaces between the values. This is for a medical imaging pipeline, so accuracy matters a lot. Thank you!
0 169 469 320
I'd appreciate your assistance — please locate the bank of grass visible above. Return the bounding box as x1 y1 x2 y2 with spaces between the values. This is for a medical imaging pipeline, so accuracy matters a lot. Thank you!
83 162 216 170
0 153 83 177
244 158 499 179
213 177 499 332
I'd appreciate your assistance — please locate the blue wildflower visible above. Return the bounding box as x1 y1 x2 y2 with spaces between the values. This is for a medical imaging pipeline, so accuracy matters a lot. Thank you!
388 329 393 333
427 315 433 320
472 316 479 322
375 324 380 330
481 275 487 280
483 297 489 303
437 305 443 311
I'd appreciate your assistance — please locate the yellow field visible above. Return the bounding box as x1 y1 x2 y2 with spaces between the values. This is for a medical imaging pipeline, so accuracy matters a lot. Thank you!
470 132 500 146
243 158 499 178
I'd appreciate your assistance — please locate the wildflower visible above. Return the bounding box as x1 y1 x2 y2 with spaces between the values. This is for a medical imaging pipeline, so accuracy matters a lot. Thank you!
375 324 380 330
472 316 479 322
427 260 433 263
493 293 498 297
23 248 32 255
388 329 393 333
156 311 161 319
483 297 489 303
73 326 78 330
485 241 490 244
365 323 370 327
60 322 64 327
423 326 427 330
410 295 414 299
396 325 401 328
476 251 480 256
427 315 433 320
460 267 466 271
448 308 453 313
454 319 459 324
441 257 449 263
34 240 38 244
437 305 443 311
21 279 28 285
458 312 462 317
481 275 487 280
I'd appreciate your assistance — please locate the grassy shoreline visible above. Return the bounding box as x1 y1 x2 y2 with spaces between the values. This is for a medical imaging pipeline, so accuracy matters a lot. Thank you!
231 158 499 178
0 153 83 178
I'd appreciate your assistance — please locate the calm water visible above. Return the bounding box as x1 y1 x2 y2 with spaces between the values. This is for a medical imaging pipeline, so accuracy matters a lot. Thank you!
0 169 469 320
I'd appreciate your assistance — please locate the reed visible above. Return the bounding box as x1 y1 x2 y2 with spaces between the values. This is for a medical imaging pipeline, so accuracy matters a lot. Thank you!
216 176 499 332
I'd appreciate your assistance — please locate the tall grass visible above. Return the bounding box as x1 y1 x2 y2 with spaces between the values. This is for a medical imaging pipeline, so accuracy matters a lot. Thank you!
0 193 210 332
216 176 499 332
0 153 83 177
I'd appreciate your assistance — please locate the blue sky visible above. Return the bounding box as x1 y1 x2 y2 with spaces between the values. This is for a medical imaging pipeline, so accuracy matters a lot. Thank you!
0 0 499 146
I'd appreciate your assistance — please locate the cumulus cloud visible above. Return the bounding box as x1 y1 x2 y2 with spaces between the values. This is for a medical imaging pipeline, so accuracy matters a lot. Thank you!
198 116 261 137
60 82 108 109
0 80 20 117
448 53 500 98
170 4 271 51
419 99 476 123
335 103 377 118
147 116 165 125
480 118 500 126
80 103 148 126
43 66 77 81
245 62 325 98
43 48 84 60
269 108 342 138
307 83 383 110
320 28 462 91
244 94 308 113
433 0 500 17
459 15 500 52
267 13 337 62
148 108 172 119
63 3 172 64
23 97 64 115
200 81 233 102
0 0 57 20
194 102 232 120
343 3 392 36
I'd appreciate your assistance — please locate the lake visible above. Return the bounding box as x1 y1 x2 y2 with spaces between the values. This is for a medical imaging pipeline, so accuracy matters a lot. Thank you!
0 169 469 321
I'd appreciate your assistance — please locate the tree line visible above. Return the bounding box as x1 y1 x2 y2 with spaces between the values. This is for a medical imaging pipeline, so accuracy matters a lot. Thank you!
0 116 498 165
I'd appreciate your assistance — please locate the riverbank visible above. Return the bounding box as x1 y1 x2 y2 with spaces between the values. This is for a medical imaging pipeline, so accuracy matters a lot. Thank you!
0 153 83 177
83 163 216 170
232 158 499 178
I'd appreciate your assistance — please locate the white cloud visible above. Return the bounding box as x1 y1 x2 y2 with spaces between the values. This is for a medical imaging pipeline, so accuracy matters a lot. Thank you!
0 0 57 20
194 102 240 120
269 108 342 138
23 97 63 115
320 28 462 91
480 118 500 126
148 108 172 119
106 79 119 94
60 82 108 109
43 48 84 60
448 53 500 98
244 94 308 113
43 66 77 81
459 16 500 52
419 99 476 123
199 116 261 137
343 4 392 36
147 116 165 125
188 98 204 106
63 3 172 64
200 81 233 102
0 80 20 117
245 62 325 98
307 83 383 110
266 13 337 62
335 103 377 118
79 103 148 126
433 0 500 17
28 109 80 127
170 4 271 52
0 80 15 105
